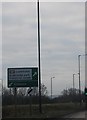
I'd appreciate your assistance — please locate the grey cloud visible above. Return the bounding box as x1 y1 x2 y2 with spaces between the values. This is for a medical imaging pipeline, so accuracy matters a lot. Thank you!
2 2 85 95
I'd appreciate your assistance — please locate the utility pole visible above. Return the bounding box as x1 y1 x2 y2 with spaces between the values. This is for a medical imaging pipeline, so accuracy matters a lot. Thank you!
78 55 81 105
37 0 42 113
73 74 75 90
73 74 76 103
51 77 52 99
51 77 55 99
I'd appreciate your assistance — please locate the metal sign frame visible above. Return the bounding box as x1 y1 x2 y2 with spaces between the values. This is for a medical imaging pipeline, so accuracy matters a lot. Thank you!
7 67 38 87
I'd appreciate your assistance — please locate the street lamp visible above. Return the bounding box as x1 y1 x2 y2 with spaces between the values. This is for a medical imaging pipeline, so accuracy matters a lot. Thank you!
51 77 55 99
37 0 42 113
78 54 87 105
78 55 81 105
73 74 76 90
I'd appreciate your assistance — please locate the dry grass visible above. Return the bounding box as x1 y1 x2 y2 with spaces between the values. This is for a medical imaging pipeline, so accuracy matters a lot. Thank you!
2 103 85 118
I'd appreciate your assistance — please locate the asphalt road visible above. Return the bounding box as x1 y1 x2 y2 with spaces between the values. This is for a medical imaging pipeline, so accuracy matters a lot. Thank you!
1 111 86 120
64 111 86 118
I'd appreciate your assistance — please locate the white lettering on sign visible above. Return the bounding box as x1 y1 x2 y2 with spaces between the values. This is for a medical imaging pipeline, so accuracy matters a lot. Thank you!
9 69 32 81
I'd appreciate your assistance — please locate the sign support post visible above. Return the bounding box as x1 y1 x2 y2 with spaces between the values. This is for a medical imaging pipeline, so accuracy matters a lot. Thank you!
7 67 38 117
29 92 32 116
14 87 17 117
28 87 33 116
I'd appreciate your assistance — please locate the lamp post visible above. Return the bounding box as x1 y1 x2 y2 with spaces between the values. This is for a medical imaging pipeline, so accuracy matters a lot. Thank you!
78 55 81 105
51 77 55 99
73 74 76 90
37 0 42 113
73 73 76 103
78 54 87 105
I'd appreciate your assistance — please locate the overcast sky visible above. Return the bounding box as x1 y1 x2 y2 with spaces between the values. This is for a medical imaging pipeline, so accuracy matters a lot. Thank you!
2 1 85 95
1 0 86 2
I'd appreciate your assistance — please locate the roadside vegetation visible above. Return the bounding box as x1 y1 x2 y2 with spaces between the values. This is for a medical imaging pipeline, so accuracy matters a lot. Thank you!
2 84 85 118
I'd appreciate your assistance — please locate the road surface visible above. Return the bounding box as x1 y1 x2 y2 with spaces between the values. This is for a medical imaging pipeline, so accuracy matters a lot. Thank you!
64 111 86 118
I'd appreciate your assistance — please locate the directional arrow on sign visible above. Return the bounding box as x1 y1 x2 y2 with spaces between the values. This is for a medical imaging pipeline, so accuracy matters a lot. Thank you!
33 72 37 77
9 83 13 87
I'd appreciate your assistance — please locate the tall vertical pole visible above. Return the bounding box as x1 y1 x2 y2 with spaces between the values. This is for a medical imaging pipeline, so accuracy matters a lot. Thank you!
37 0 42 113
73 74 75 90
14 87 17 117
73 74 75 103
78 55 81 105
51 77 52 99
51 77 55 99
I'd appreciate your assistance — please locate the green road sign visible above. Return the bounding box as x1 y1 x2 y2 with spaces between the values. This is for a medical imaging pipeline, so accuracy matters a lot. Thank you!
7 67 38 87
